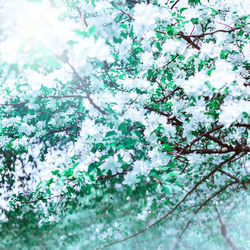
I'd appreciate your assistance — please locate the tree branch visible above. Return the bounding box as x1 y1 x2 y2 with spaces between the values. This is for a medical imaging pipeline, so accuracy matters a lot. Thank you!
144 105 182 126
66 61 107 115
204 134 233 150
98 153 237 249
215 207 238 250
177 125 224 157
234 123 250 129
176 145 250 154
177 148 232 154
152 87 181 104
97 171 127 182
178 31 201 50
170 0 180 9
184 27 240 39
174 181 237 248
218 169 248 190
0 95 87 107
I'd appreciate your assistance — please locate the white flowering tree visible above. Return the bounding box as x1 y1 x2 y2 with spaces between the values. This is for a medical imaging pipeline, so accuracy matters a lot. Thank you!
0 0 249 249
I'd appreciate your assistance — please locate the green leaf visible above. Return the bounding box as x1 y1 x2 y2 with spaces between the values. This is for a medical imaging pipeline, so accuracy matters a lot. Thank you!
73 162 80 168
88 162 99 173
180 8 188 14
88 25 96 35
156 32 165 39
155 42 162 51
74 29 89 37
220 50 229 59
167 73 173 81
105 131 117 137
163 185 172 195
52 170 60 176
153 183 159 190
166 26 174 37
191 18 199 25
134 130 142 138
64 168 73 177
189 0 201 6
120 23 127 29
118 122 127 134
46 188 52 195
163 144 173 152
122 138 137 149
66 186 75 194
46 178 54 187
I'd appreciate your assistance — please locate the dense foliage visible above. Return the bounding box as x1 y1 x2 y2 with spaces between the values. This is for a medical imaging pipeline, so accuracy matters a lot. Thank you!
0 0 249 249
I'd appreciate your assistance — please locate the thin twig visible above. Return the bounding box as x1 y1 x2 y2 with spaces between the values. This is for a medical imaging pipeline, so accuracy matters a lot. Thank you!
170 0 180 9
215 207 238 250
174 181 237 249
97 153 237 249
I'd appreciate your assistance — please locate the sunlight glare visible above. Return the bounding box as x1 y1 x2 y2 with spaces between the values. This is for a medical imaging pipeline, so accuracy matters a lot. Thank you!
0 0 73 63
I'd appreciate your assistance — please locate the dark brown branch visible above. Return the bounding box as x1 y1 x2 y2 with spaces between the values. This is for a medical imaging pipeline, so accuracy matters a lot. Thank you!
98 153 237 249
215 207 238 250
184 27 240 39
103 63 129 92
177 28 240 50
155 26 240 51
234 123 250 129
108 0 135 20
170 0 180 9
76 6 88 27
218 169 241 183
18 171 129 205
0 101 28 107
177 125 224 157
46 126 76 136
204 134 233 150
177 148 232 154
163 54 179 67
175 181 237 248
144 105 182 126
178 144 250 154
147 53 178 79
97 171 127 182
218 169 248 189
46 95 87 99
66 61 107 115
178 32 201 50
119 8 135 20
0 95 87 107
17 192 68 204
153 87 180 104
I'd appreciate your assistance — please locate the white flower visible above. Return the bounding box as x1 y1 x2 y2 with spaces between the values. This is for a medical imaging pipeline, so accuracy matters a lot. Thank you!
182 71 209 95
162 39 184 54
134 160 149 176
209 60 235 89
133 3 171 36
142 51 154 67
19 123 35 136
162 124 176 137
182 7 199 20
99 157 122 174
219 100 250 127
200 42 221 58
76 162 88 172
122 171 140 187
